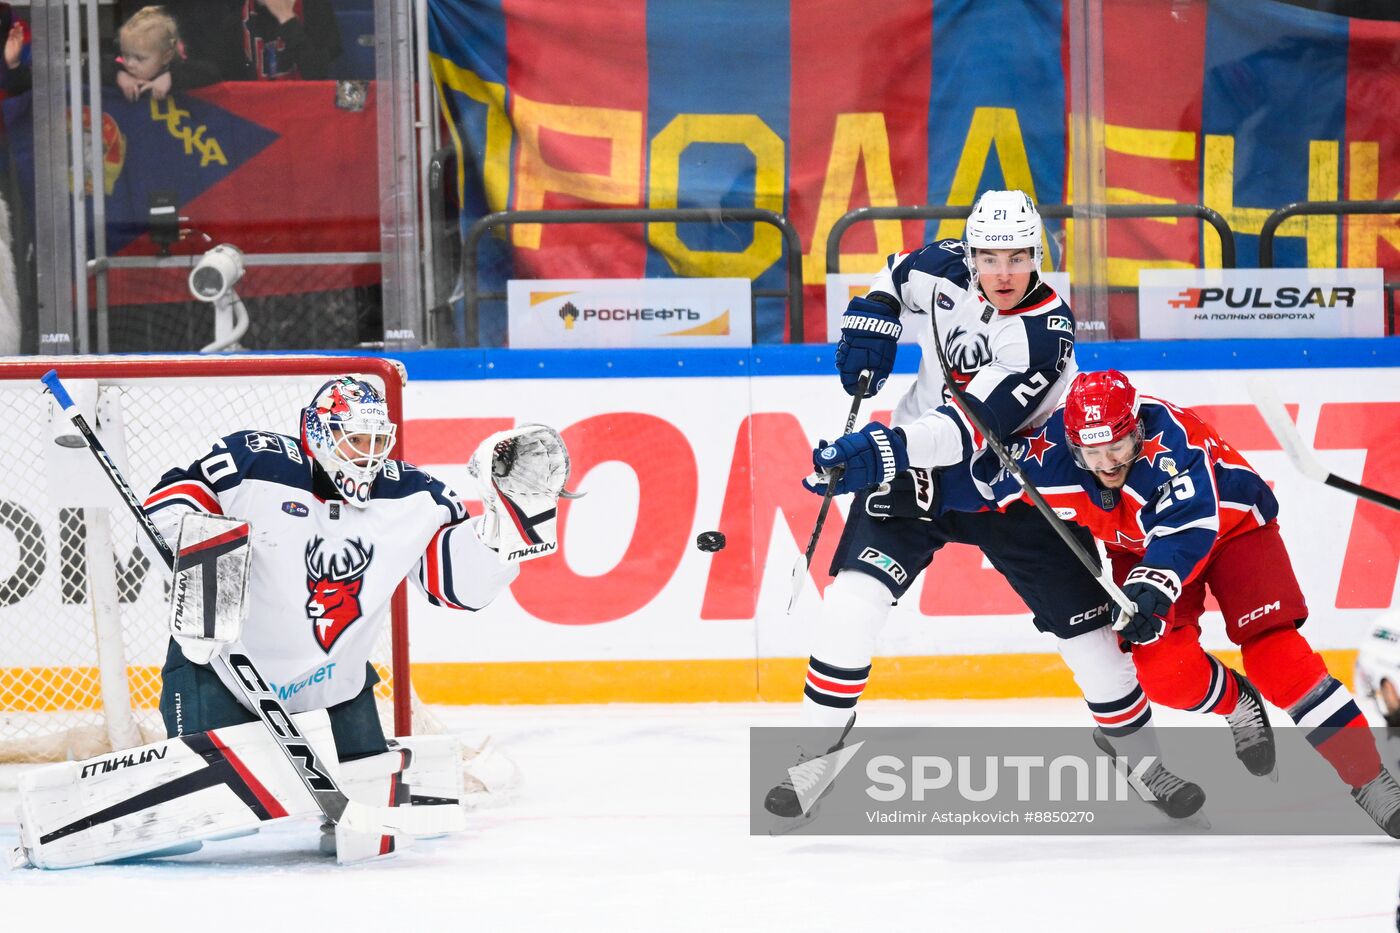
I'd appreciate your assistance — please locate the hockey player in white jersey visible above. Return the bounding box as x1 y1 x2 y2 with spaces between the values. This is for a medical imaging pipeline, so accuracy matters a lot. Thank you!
14 376 571 868
767 190 1202 822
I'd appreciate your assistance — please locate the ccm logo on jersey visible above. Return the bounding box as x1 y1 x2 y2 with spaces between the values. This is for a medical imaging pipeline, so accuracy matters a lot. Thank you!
858 547 907 585
1237 600 1281 627
1069 602 1110 626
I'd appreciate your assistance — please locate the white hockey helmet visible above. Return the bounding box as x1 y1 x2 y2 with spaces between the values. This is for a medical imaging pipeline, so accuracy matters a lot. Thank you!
300 376 397 509
1355 615 1400 727
963 189 1044 295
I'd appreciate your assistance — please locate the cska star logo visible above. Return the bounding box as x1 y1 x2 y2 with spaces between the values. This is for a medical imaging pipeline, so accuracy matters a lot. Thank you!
304 536 375 653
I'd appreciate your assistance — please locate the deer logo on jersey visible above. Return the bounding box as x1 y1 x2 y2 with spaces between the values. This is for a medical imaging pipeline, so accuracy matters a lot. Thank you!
304 536 375 652
943 326 992 388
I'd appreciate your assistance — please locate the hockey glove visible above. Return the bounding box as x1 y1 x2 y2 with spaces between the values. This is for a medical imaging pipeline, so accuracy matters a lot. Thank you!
835 293 902 398
1113 565 1182 645
804 422 910 496
469 424 580 564
169 513 252 665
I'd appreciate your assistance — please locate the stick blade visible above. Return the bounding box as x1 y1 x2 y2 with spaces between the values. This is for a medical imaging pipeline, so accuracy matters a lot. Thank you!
785 555 808 614
1247 377 1328 483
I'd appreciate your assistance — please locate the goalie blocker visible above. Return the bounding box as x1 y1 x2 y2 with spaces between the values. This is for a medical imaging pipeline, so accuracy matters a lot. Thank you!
12 713 466 869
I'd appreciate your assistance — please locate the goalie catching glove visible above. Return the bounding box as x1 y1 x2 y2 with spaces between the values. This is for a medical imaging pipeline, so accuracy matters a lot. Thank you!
469 424 580 564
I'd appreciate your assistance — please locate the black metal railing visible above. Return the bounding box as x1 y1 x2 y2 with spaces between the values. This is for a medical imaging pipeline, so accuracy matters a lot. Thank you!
461 208 805 346
825 202 1236 274
1259 199 1400 267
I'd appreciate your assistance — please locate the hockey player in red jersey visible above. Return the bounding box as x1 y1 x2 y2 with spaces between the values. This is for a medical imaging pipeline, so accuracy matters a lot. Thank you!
938 369 1400 835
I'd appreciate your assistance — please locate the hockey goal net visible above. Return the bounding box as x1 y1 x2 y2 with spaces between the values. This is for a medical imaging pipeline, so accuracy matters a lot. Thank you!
0 356 423 766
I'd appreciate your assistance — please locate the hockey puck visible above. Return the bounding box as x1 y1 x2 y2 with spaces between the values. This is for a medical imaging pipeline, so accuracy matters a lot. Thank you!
696 531 726 552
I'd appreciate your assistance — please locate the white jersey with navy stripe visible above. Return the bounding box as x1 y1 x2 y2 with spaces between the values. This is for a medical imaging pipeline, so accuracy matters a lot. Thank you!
868 238 1079 467
143 430 517 714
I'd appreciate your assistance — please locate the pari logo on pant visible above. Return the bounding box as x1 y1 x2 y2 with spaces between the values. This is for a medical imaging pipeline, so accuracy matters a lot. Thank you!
857 547 907 585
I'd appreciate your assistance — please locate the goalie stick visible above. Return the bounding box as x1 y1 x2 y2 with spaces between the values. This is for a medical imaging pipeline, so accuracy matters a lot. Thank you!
40 370 461 838
787 369 872 613
925 296 1137 625
1249 377 1400 512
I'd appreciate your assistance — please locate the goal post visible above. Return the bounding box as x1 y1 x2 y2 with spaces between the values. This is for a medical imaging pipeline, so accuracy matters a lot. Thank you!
0 355 418 763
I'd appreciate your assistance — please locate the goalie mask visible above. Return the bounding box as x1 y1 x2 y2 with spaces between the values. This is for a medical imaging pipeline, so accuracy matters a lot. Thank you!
301 377 397 508
963 189 1044 298
1356 618 1400 728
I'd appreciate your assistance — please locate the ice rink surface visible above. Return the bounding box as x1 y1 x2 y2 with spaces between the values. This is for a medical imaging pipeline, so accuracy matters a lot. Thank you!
3 698 1398 932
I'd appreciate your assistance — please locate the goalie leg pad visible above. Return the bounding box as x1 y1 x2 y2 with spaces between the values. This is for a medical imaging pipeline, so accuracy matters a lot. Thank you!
15 710 338 869
326 734 467 864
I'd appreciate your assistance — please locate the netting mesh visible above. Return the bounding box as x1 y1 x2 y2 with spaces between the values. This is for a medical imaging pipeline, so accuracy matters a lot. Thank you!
0 358 413 764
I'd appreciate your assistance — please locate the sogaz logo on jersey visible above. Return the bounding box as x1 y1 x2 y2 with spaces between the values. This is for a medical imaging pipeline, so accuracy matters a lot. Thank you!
858 547 907 585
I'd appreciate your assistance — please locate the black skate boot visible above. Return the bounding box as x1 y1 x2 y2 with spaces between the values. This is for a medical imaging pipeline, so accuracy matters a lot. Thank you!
1352 767 1400 839
1225 671 1276 777
1092 728 1206 819
764 715 855 819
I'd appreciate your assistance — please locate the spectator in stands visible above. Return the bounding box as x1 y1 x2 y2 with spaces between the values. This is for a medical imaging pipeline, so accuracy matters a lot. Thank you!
239 0 342 80
105 6 218 101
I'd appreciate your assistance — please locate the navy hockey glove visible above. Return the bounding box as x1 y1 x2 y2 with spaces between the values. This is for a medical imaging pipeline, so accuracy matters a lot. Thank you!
835 293 902 398
1113 565 1182 646
804 423 910 496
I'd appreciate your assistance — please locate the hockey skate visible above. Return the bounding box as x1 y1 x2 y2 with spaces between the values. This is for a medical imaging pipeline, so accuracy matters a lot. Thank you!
1225 671 1277 778
1351 767 1400 839
1092 728 1206 820
764 715 855 832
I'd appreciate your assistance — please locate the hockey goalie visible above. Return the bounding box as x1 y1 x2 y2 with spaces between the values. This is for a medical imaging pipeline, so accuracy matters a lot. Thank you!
13 377 574 869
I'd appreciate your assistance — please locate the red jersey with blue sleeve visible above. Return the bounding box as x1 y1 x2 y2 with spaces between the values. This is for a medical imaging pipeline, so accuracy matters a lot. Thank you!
942 397 1279 587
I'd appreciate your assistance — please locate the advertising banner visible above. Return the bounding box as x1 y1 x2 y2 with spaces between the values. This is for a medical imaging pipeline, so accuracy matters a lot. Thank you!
396 366 1400 686
507 278 752 348
1139 268 1386 339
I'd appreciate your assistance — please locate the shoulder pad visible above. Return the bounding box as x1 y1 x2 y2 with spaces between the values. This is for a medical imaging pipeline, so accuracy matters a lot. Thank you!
894 240 970 291
374 460 470 522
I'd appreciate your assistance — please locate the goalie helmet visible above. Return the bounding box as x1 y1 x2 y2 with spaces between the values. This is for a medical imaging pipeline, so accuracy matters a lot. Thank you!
300 377 397 509
1356 617 1400 727
963 189 1044 296
1062 370 1143 469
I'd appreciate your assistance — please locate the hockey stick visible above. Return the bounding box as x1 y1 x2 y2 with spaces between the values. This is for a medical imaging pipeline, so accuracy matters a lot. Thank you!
1249 377 1400 512
786 369 873 613
40 370 461 838
925 302 1137 623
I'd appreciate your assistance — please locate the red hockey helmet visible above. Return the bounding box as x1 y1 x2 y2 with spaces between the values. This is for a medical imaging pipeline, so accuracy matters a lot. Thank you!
1063 370 1143 469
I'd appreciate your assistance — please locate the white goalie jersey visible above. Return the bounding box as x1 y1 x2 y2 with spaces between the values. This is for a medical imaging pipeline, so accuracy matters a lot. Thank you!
142 430 518 714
